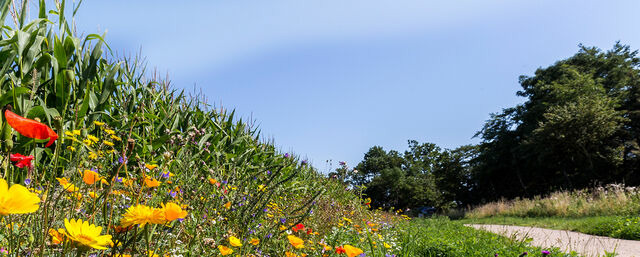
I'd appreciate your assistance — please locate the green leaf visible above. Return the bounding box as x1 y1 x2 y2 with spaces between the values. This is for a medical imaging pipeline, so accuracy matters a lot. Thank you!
0 87 30 107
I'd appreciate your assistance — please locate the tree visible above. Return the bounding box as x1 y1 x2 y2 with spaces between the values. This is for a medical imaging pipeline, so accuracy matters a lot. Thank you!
475 43 640 199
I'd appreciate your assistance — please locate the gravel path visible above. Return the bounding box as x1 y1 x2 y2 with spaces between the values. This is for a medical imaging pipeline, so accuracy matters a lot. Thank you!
468 224 640 257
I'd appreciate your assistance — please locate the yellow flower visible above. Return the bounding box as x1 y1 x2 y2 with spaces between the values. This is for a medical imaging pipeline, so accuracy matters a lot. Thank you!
208 178 217 185
87 135 99 143
229 236 242 247
145 164 158 170
83 139 93 146
88 152 98 160
103 140 114 146
162 202 187 221
343 245 363 257
250 238 260 245
63 218 113 250
285 252 298 257
49 228 66 244
73 129 81 136
218 245 233 256
120 205 165 227
83 170 101 185
0 178 40 216
287 235 305 249
94 121 105 126
224 201 231 209
64 131 74 137
104 129 115 135
144 177 161 188
383 242 391 248
88 191 97 198
67 146 76 152
111 135 121 141
56 177 79 192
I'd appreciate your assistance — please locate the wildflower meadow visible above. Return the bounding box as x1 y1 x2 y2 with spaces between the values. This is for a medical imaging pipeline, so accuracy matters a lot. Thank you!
0 1 587 257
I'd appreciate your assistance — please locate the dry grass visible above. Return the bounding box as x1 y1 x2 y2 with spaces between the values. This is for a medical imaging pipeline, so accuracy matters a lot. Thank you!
466 184 640 218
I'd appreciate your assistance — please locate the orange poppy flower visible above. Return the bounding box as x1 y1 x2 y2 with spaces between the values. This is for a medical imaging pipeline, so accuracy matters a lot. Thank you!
5 110 58 147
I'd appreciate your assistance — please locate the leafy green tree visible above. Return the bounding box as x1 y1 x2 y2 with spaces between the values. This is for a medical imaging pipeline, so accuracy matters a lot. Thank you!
475 43 640 199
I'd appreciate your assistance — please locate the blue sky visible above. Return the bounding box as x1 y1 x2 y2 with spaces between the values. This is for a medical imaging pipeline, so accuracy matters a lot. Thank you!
68 0 640 172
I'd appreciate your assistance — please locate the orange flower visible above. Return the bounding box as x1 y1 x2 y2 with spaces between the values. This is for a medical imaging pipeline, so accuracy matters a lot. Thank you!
162 202 187 221
48 228 65 244
335 246 346 254
218 245 233 256
83 170 101 185
287 235 305 249
5 110 58 147
143 177 160 188
343 245 363 257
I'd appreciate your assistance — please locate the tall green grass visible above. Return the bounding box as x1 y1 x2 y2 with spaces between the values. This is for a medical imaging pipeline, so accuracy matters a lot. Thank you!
466 184 640 218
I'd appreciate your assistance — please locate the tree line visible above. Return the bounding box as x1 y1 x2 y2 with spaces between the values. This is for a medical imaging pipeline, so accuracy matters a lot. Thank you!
346 43 640 211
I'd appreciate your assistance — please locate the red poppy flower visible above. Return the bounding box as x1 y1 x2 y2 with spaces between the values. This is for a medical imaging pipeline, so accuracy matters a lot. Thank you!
10 153 34 168
335 246 346 254
5 110 58 147
292 223 305 232
306 228 313 235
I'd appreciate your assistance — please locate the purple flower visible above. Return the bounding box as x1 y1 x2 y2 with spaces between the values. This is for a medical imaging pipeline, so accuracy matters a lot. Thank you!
169 191 177 198
266 170 271 175
280 218 286 224
284 153 289 158
301 160 308 165
541 250 550 256
266 233 272 238
24 178 31 186
118 156 127 164
160 171 170 179
339 161 346 166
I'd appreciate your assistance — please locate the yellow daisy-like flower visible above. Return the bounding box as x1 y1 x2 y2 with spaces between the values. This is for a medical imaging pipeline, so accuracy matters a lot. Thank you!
120 205 165 227
0 178 40 216
73 129 81 136
94 121 105 126
67 146 76 152
104 129 115 135
64 131 74 137
162 202 187 221
103 140 114 146
218 245 233 256
83 139 93 146
145 164 158 170
88 152 98 160
87 135 100 143
83 170 101 185
111 135 121 141
343 245 363 257
250 238 260 245
287 235 305 249
229 236 242 247
63 218 112 250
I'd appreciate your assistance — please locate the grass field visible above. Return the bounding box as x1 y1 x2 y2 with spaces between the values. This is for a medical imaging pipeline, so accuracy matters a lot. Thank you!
461 216 640 241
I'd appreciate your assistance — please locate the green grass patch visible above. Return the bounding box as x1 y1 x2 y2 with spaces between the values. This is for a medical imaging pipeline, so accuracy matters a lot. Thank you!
398 217 579 256
461 216 640 240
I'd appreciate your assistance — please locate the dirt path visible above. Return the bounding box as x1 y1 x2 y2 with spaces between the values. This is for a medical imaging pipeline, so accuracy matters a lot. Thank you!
467 224 640 257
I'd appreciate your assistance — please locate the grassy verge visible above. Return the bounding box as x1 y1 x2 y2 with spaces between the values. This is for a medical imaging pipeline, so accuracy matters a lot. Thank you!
461 216 640 240
399 217 579 256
